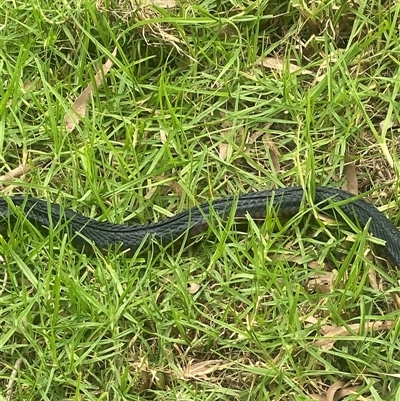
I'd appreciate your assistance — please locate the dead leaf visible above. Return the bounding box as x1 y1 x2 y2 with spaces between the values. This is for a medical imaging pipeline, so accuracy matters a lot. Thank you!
391 291 400 310
154 176 183 196
303 316 319 326
168 181 183 197
263 132 281 172
218 115 232 161
64 47 117 133
247 127 281 170
307 272 337 294
188 282 200 294
8 80 36 105
218 143 229 160
272 254 321 270
367 267 380 291
0 164 30 182
144 177 184 199
256 57 314 75
23 81 35 92
182 359 225 380
315 321 394 351
144 186 158 200
307 260 322 269
343 154 358 195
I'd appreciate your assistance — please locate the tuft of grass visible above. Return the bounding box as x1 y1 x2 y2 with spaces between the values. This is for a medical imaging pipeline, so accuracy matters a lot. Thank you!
1 0 400 399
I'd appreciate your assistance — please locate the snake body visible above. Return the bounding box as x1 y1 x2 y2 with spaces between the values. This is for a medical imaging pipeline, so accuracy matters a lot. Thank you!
0 186 400 266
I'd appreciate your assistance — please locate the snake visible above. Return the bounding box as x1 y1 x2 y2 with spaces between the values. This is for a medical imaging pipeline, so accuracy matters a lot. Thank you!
0 186 399 266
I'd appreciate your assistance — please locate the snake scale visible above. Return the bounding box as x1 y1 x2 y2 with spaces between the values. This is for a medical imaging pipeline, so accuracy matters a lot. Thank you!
0 186 399 266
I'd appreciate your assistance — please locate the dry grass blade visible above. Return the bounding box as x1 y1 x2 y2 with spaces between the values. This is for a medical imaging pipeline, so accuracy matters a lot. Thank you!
5 358 22 401
150 0 177 7
64 47 117 133
0 165 30 182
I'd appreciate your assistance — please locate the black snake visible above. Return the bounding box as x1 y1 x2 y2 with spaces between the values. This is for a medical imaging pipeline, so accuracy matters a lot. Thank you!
0 186 399 266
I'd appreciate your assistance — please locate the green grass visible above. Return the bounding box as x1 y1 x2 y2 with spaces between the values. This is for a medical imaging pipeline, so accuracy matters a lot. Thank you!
1 0 400 399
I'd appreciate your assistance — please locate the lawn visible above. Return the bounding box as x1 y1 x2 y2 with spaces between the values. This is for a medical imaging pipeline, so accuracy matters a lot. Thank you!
1 0 400 399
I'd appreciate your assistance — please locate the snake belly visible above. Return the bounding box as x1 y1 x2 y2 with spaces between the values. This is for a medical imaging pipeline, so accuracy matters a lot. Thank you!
0 186 399 266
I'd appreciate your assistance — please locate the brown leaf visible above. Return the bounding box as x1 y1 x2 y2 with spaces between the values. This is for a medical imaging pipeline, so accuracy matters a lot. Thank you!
247 126 280 171
307 272 336 294
303 316 319 326
168 181 184 197
315 321 394 351
64 47 117 133
256 57 314 75
391 291 400 310
307 260 322 269
343 154 358 195
145 177 184 199
273 254 321 270
144 186 158 200
263 132 281 172
218 143 229 160
218 115 232 161
188 282 200 294
367 267 380 291
7 81 37 107
182 359 226 380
